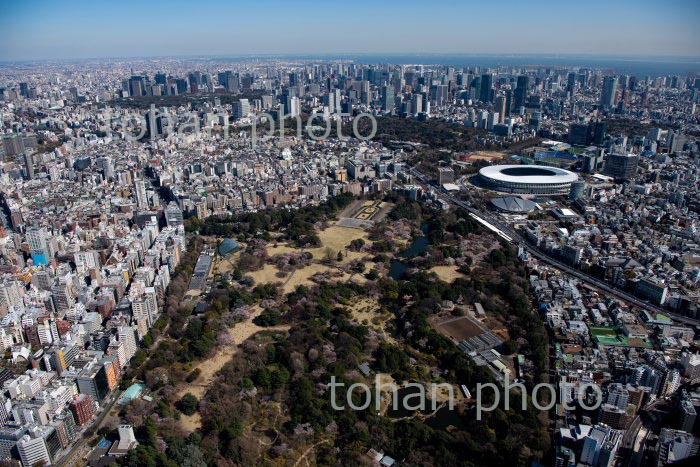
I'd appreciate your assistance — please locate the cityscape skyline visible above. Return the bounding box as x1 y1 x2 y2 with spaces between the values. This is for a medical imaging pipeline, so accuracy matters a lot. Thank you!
1 0 699 61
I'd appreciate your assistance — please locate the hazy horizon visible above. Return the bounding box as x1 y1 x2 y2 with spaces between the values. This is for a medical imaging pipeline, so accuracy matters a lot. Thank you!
1 0 698 62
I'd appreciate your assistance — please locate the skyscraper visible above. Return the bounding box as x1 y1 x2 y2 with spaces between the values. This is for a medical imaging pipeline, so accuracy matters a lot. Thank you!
360 80 371 105
480 73 494 103
601 76 618 108
567 72 577 92
504 89 513 117
495 95 507 123
323 92 335 114
288 96 300 117
410 93 422 115
514 76 529 110
381 86 395 114
128 76 145 97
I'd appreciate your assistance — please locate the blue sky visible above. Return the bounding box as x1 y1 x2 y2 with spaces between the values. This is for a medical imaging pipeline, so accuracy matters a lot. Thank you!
0 0 698 60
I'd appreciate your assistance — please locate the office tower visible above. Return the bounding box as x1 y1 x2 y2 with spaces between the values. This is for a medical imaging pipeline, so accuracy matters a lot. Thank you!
323 92 335 113
188 71 202 87
217 71 229 88
568 123 591 146
19 82 29 97
567 72 576 92
281 90 300 117
411 93 422 115
504 89 512 117
128 76 145 97
134 179 148 209
381 85 395 113
514 75 529 109
430 84 448 106
27 227 51 266
476 110 489 129
604 153 639 181
287 96 300 117
175 78 188 94
333 88 342 112
480 73 494 103
487 112 499 130
495 95 507 123
361 80 371 105
600 76 618 108
226 72 240 92
232 99 251 119
592 120 606 145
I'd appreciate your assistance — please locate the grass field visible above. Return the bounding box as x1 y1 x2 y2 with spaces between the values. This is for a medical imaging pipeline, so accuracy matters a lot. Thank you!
216 246 245 273
247 264 285 286
430 265 465 283
176 305 290 430
248 224 373 292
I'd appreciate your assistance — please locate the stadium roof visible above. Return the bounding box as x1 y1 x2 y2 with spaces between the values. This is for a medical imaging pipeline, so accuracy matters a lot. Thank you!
479 165 578 184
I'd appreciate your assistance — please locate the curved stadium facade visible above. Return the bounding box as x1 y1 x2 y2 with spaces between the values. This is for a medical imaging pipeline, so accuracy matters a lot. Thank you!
478 165 578 195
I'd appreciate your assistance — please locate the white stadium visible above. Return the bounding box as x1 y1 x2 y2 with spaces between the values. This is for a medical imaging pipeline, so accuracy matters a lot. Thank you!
478 164 578 195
